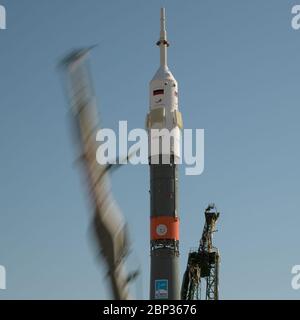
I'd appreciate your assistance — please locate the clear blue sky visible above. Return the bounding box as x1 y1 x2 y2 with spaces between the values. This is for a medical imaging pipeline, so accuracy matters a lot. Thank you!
0 0 300 299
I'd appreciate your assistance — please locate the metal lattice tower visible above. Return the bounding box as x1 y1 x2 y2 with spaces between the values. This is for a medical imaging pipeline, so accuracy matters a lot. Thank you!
181 204 220 300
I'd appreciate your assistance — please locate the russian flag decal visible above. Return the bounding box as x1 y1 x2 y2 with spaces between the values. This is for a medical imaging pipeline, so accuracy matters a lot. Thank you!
153 89 164 96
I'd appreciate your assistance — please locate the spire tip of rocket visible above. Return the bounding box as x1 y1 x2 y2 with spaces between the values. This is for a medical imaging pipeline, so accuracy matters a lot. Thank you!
157 8 169 67
160 8 166 34
159 8 167 42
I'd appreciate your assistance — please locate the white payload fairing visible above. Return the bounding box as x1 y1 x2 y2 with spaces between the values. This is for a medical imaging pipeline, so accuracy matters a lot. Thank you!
147 8 183 164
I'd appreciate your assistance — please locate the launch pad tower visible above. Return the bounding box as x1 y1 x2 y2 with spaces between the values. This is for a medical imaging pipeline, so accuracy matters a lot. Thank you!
181 204 220 300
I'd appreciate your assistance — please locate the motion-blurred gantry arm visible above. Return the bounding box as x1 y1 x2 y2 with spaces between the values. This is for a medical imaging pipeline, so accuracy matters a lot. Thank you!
60 48 130 300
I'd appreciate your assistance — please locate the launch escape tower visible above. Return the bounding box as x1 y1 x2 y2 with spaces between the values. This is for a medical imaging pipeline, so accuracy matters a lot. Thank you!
181 204 220 300
147 8 183 300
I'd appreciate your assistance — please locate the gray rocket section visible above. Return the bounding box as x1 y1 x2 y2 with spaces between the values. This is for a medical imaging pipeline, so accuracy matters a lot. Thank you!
150 160 180 300
150 160 179 217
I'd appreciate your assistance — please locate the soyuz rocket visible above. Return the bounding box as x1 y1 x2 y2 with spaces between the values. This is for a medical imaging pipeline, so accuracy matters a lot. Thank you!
147 8 183 300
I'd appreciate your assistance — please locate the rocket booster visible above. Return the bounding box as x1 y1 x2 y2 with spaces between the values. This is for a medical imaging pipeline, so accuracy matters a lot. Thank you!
147 8 183 300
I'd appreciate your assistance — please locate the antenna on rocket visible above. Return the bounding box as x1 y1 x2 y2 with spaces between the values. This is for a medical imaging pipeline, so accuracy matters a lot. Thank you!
156 8 169 67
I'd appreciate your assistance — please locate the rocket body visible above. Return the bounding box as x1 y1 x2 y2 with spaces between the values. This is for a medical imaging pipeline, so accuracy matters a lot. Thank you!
147 8 183 300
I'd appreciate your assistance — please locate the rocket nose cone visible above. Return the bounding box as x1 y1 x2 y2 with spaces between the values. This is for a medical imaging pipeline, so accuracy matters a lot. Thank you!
151 65 176 82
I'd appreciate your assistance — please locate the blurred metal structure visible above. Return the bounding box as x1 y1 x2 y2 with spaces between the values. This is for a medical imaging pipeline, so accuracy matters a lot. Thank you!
60 49 132 300
181 204 220 300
